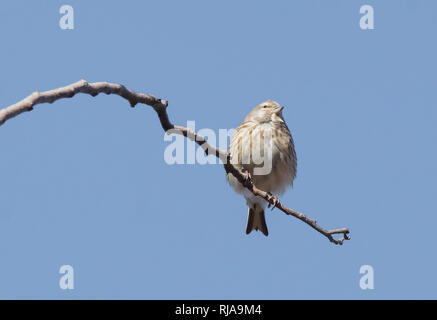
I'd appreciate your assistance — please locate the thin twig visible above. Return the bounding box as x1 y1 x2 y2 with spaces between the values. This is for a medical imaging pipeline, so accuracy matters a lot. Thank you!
0 80 350 244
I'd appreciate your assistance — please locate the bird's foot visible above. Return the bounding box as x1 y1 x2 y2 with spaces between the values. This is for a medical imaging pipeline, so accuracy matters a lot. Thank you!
267 192 280 210
241 169 253 188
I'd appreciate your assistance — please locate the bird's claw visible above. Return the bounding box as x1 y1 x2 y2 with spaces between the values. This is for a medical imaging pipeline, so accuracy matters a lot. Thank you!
241 169 252 188
267 192 280 210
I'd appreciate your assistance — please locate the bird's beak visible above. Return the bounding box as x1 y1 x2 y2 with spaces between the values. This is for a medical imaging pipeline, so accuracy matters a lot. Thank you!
274 106 284 115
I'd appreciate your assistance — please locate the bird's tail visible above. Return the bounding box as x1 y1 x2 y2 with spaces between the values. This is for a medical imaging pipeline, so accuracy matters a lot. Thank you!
246 204 268 236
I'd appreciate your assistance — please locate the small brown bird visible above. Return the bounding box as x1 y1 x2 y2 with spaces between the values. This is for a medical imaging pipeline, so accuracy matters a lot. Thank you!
227 100 297 236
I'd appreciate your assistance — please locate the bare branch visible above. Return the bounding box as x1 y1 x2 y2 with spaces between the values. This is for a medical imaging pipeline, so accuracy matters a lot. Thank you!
0 80 350 245
0 79 170 127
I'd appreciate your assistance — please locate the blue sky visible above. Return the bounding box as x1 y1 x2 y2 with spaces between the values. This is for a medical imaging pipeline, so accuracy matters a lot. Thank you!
0 0 436 299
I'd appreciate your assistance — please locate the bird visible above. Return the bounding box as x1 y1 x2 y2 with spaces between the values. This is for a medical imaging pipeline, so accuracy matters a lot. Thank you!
226 100 297 236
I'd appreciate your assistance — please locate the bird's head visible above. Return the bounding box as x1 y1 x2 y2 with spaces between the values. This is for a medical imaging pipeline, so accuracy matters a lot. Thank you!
244 100 285 124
